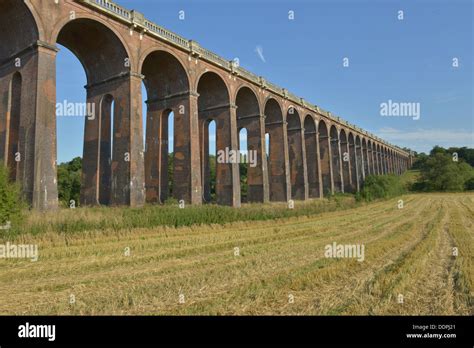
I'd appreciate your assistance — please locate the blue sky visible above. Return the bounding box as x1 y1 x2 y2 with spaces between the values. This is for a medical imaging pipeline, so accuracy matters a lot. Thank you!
56 0 473 163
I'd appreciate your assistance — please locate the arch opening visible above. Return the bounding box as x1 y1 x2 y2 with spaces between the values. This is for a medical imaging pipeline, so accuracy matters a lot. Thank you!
287 109 305 200
355 136 364 185
381 147 387 174
330 126 342 193
201 119 217 203
236 87 264 203
55 18 131 207
198 72 234 206
97 95 114 205
264 98 287 202
377 145 383 175
304 115 320 198
0 0 39 63
348 133 358 192
55 45 87 207
142 51 189 203
368 141 375 175
238 127 249 203
339 129 351 193
56 19 129 86
318 120 332 196
362 138 370 177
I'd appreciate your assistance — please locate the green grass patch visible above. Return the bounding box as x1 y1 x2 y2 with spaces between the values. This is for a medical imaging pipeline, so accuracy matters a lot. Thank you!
5 196 360 239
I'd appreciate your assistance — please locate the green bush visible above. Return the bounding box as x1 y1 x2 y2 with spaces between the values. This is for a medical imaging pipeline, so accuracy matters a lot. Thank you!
0 165 24 227
57 157 82 206
464 177 474 191
416 153 474 192
357 174 406 202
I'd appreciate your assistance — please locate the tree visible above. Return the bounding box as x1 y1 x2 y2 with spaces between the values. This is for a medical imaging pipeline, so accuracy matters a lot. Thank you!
447 147 474 167
412 152 428 170
418 152 474 192
430 145 447 156
57 157 82 206
358 174 406 202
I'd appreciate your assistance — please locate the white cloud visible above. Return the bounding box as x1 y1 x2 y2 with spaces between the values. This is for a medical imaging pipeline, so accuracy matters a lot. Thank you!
255 45 266 63
377 127 474 153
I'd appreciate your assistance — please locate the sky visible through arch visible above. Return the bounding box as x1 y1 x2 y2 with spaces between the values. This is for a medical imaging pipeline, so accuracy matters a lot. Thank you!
56 0 473 164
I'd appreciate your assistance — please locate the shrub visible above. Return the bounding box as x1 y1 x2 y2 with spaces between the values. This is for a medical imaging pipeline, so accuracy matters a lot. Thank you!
417 153 474 192
357 174 406 202
465 177 474 191
0 165 24 228
57 157 82 206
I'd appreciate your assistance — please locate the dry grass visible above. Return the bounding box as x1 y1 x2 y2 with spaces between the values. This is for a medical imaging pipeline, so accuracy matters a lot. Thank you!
0 193 472 315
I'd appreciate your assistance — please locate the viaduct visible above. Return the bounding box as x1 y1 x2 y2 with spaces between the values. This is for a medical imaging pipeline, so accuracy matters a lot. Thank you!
0 0 412 211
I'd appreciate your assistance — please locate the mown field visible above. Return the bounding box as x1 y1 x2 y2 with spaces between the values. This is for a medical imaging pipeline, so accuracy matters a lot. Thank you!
0 193 472 315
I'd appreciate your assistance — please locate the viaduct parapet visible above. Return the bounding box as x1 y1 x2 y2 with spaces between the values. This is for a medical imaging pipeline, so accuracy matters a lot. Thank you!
0 0 412 210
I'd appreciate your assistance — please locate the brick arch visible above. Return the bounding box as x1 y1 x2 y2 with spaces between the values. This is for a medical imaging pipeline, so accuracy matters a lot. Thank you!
138 46 190 79
286 107 305 200
339 128 351 193
264 97 284 123
197 71 230 109
264 97 288 202
141 50 192 204
287 107 301 128
0 0 40 62
234 83 263 113
52 17 139 208
235 86 260 119
329 125 343 192
235 85 266 203
304 114 320 198
391 149 396 173
194 69 231 100
318 119 332 196
355 135 365 185
53 17 130 85
51 14 131 58
304 114 318 131
375 143 382 174
347 132 358 191
197 71 239 206
361 137 370 177
381 146 388 174
141 50 190 101
285 105 302 124
367 139 375 175
387 148 392 173
263 95 284 117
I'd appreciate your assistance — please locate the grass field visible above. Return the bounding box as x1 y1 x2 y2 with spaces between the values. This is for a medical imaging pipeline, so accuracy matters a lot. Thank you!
0 193 472 315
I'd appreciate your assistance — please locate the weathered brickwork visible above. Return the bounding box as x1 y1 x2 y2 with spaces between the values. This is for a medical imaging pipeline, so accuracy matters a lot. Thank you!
0 0 412 210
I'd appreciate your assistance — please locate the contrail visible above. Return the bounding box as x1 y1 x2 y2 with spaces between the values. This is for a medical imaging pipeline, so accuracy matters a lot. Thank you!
255 45 266 63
